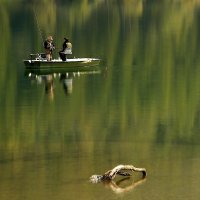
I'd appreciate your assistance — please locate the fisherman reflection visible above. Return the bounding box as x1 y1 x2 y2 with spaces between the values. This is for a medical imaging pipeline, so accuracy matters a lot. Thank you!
44 75 54 100
60 73 73 95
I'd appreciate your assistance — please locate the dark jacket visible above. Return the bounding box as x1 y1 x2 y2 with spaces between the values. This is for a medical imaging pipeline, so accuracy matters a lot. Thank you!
44 40 55 51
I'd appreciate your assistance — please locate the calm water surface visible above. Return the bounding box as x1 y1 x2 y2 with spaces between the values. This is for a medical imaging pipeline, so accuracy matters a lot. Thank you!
1 0 200 199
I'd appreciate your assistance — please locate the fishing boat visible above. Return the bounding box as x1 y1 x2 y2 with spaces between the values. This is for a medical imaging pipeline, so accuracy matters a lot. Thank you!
23 53 101 70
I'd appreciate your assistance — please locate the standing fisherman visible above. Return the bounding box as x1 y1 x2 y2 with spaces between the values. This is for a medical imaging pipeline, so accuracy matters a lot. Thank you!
44 36 55 61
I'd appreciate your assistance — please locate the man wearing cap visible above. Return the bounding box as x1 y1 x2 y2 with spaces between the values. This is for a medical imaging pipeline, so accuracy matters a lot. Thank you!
44 36 55 61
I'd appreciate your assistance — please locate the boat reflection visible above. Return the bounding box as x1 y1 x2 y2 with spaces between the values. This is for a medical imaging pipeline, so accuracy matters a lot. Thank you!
24 67 101 99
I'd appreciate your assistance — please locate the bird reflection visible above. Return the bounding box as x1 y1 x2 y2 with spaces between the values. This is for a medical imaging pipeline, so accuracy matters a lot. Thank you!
90 164 147 194
103 176 146 194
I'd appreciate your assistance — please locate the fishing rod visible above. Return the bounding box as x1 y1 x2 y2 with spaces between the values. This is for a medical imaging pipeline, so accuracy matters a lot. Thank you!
33 7 44 43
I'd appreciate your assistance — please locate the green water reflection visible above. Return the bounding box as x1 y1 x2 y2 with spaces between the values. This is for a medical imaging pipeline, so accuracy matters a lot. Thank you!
1 0 200 199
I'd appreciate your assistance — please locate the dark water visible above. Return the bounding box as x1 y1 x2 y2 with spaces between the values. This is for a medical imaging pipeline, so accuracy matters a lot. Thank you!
1 0 200 199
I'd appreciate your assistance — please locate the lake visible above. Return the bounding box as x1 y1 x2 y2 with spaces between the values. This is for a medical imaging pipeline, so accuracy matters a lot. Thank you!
0 0 200 199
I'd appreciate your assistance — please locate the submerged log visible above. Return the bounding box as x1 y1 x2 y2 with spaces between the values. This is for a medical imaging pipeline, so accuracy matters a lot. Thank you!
90 164 147 183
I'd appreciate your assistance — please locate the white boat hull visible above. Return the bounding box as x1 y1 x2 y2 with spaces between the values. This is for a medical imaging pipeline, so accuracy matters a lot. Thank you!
24 58 101 68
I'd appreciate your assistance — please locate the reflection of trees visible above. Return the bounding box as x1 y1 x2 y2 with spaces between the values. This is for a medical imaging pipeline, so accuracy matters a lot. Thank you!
55 0 106 51
0 4 10 91
121 0 143 17
98 0 200 145
1 0 200 154
32 0 57 38
1 3 200 199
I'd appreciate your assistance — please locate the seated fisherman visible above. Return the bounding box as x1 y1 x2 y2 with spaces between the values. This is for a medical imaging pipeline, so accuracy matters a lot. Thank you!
59 38 72 61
